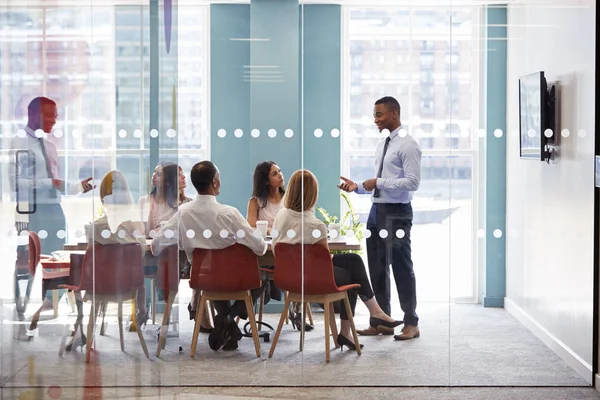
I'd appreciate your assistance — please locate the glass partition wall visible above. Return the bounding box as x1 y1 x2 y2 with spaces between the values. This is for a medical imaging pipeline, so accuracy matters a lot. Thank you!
0 0 594 394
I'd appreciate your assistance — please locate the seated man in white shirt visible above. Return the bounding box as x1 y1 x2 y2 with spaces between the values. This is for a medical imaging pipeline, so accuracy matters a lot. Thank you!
151 160 267 351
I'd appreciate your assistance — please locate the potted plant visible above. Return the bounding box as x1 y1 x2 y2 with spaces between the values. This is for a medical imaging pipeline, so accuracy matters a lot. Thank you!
316 191 365 254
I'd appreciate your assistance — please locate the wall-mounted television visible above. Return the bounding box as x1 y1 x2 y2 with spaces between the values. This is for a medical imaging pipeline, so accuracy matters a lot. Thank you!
518 71 557 162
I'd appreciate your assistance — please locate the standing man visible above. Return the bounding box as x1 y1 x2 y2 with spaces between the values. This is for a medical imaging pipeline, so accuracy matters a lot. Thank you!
10 97 93 315
338 96 422 341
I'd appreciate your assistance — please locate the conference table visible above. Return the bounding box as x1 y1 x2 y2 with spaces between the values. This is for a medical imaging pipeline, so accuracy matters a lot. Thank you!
63 238 361 266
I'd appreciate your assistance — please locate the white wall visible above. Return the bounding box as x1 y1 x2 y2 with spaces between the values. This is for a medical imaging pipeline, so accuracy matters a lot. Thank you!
505 0 595 383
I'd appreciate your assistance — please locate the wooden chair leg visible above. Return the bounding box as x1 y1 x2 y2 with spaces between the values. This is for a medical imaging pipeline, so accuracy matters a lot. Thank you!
85 303 98 363
157 292 175 357
128 296 137 332
268 297 290 358
343 294 361 356
28 305 43 331
307 303 314 326
323 300 331 363
99 302 108 336
258 291 265 324
330 305 339 348
150 278 156 326
190 293 205 358
52 290 59 318
132 291 149 359
67 291 77 313
117 302 124 351
244 291 261 358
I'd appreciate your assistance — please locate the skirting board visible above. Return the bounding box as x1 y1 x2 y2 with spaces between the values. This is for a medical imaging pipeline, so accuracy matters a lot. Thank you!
505 297 593 384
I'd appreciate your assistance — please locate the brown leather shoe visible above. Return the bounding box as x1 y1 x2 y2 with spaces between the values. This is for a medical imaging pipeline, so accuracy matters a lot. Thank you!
394 325 420 340
357 325 395 336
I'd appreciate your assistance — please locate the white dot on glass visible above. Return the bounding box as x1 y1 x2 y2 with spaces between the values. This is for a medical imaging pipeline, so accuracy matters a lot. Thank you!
234 129 243 138
186 229 196 239
493 229 503 238
399 129 407 138
72 129 81 138
364 229 372 239
56 230 67 239
286 229 296 239
396 229 405 238
329 229 339 239
118 230 126 239
164 229 174 239
477 229 485 238
150 129 159 138
561 129 570 138
236 229 245 239
461 129 470 138
346 230 355 237
331 128 340 138
217 129 226 138
314 128 323 138
268 129 277 138
381 128 390 136
493 129 503 138
527 129 536 138
203 229 212 238
75 229 83 238
53 129 64 139
284 129 294 138
578 129 586 138
379 229 388 239
17 129 26 138
133 230 142 238
101 230 111 239
220 230 228 238
415 129 424 137
38 230 48 239
118 129 127 138
133 129 142 138
251 129 260 138
312 229 322 239
544 129 553 138
477 129 485 138
148 230 157 238
166 129 176 138
271 229 279 238
35 129 44 138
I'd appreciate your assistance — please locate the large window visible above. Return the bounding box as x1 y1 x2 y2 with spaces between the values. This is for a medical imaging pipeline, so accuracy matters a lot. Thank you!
342 7 479 301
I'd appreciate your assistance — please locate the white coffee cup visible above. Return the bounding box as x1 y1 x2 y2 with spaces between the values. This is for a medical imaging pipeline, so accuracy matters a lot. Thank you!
256 220 268 238
328 223 341 239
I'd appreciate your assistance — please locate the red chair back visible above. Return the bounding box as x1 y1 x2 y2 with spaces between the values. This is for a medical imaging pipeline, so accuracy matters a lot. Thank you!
189 244 261 292
28 231 42 276
273 243 341 295
157 245 180 294
79 243 144 296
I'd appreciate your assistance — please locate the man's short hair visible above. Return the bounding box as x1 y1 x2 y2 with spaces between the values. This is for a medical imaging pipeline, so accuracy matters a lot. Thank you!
375 96 401 115
191 161 217 193
28 97 56 116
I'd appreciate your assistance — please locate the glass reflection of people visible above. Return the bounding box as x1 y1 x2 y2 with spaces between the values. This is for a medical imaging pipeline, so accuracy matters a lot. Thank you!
88 170 147 325
338 96 422 340
151 161 268 351
272 169 402 350
9 97 93 315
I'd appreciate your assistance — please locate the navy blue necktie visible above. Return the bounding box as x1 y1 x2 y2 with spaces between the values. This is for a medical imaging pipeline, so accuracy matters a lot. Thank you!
373 136 391 198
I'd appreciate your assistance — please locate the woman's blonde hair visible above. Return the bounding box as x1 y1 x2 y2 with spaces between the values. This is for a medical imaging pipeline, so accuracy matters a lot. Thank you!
99 170 133 205
284 169 318 212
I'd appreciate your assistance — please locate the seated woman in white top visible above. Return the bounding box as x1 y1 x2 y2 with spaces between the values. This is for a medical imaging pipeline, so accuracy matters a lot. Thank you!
246 160 285 232
272 169 402 350
246 161 286 313
87 170 148 325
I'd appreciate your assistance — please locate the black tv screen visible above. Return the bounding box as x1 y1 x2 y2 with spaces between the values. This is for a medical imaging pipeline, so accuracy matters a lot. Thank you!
519 71 546 160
